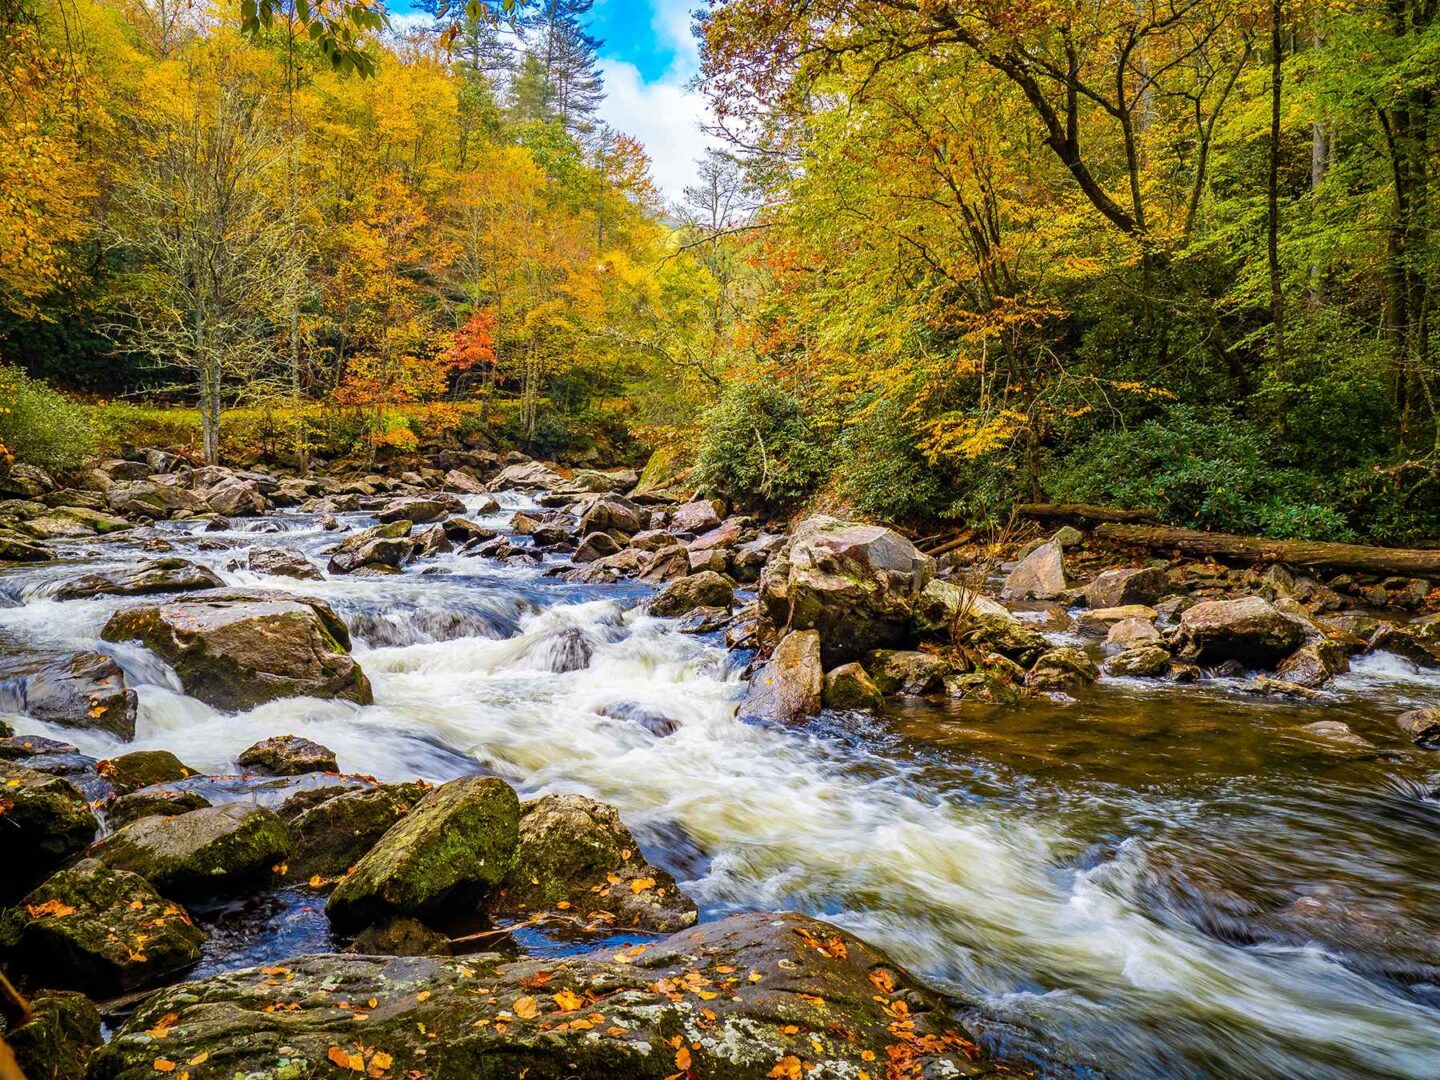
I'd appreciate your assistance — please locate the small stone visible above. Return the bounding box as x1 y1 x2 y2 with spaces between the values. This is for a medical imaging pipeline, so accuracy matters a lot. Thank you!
1396 708 1440 749
822 662 885 711
236 735 338 776
100 749 197 795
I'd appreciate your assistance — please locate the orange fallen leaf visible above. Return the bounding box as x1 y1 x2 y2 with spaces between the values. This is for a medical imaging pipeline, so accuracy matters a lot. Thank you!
675 1045 692 1070
629 877 656 895
186 1052 209 1066
553 989 584 1012
768 1057 805 1080
25 899 77 919
153 1061 176 1074
512 996 539 1020
415 991 430 1003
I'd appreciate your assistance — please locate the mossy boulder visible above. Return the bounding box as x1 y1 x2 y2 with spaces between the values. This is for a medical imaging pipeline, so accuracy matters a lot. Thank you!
236 735 338 776
4 991 101 1080
493 794 697 933
327 521 417 574
945 670 1024 705
100 749 197 795
0 651 138 740
1104 646 1172 678
0 859 205 995
326 776 520 932
87 912 1017 1080
866 649 957 696
649 570 734 617
1026 647 1100 691
288 782 429 882
0 760 97 900
953 614 1049 668
1173 596 1307 669
101 596 372 710
91 802 293 900
52 557 223 600
108 787 211 827
822 662 884 711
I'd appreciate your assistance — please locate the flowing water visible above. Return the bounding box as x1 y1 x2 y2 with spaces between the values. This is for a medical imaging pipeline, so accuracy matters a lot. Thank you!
3 492 1440 1079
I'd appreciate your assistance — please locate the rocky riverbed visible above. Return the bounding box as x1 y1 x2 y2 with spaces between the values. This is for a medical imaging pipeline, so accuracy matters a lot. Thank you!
2 449 1439 1079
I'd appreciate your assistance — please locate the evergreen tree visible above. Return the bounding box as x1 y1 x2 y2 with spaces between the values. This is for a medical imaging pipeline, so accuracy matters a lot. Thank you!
516 0 603 137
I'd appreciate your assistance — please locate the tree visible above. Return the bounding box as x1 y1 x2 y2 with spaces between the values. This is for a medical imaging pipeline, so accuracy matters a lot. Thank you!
515 0 602 136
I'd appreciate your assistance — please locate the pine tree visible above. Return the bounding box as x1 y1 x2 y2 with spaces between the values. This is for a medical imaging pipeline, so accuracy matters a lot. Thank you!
516 0 603 137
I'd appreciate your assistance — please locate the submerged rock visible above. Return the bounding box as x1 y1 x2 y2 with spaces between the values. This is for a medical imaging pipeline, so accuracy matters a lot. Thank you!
737 629 823 725
0 859 205 995
92 802 293 900
236 734 339 776
0 650 138 740
493 793 697 933
326 775 520 932
52 557 223 600
101 595 372 710
0 760 98 899
88 911 1010 1080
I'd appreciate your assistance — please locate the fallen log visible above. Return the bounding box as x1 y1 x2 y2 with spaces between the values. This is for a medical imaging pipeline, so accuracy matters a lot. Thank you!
1016 503 1160 526
1094 523 1440 578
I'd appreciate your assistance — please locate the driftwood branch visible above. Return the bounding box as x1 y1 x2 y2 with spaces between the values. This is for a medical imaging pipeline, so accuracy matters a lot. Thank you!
1094 523 1440 577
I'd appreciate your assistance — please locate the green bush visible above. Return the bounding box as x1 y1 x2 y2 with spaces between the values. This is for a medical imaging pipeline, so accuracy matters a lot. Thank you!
697 377 830 511
837 399 946 521
0 365 98 472
1044 405 1353 541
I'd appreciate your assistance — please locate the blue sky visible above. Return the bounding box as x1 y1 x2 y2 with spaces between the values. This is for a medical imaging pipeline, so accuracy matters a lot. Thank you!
390 0 715 202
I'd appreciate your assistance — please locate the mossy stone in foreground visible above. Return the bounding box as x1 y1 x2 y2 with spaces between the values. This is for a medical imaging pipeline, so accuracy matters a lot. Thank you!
326 775 519 931
0 859 205 995
0 760 97 900
100 749 197 795
87 912 1022 1080
287 781 429 881
5 991 101 1080
91 802 292 900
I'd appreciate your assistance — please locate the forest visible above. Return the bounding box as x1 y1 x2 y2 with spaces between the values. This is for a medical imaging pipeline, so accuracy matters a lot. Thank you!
2 0 1440 540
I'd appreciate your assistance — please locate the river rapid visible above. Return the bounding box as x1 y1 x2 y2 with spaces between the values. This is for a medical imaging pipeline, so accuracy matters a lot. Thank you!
3 490 1439 1080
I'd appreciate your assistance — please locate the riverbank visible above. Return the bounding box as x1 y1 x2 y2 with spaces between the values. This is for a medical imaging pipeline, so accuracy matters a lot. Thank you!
2 447 1439 1079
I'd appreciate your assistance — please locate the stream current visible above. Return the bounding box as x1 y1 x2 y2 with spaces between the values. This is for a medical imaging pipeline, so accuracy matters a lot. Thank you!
2 490 1439 1079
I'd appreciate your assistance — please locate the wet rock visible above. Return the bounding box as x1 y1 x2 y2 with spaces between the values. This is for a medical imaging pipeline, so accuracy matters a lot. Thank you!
1274 640 1349 688
1396 708 1440 749
649 570 734 617
350 917 451 957
100 749 197 794
107 787 211 827
912 578 1012 637
866 649 955 695
444 517 497 545
326 775 520 932
670 499 724 533
494 461 566 490
327 520 416 574
4 990 100 1080
101 596 372 710
105 479 206 519
573 530 620 563
1104 617 1162 651
1245 675 1325 700
0 530 53 561
413 523 453 557
580 493 646 535
0 651 138 739
1075 604 1159 636
1001 540 1066 600
737 629 823 725
1026 647 1099 691
89 911 1006 1080
946 668 1024 704
247 545 322 580
287 782 430 882
638 543 690 583
92 802 292 900
378 497 451 525
206 477 267 517
597 703 679 737
494 793 696 933
675 606 730 634
1173 596 1307 668
52 557 223 600
822 662 885 711
953 614 1049 667
1104 646 1172 678
443 468 487 494
237 735 338 776
0 859 205 995
1299 721 1373 749
759 515 934 667
1084 566 1168 609
0 760 97 899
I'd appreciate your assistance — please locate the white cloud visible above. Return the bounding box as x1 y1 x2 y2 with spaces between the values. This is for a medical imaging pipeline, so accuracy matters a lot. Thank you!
597 57 717 206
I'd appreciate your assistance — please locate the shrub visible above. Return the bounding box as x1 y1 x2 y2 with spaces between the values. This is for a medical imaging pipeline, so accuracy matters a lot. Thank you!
0 364 98 472
697 377 830 511
837 399 946 521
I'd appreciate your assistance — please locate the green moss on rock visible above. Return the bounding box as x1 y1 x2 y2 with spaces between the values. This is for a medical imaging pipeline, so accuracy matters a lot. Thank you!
100 749 197 795
0 760 97 900
5 991 101 1080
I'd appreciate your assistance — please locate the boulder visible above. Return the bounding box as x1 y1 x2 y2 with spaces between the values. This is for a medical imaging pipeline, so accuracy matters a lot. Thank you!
326 776 520 932
1083 566 1169 609
637 543 690 583
494 461 566 490
442 468 487 494
1396 708 1440 749
1104 617 1162 651
0 651 137 739
1026 647 1100 691
102 596 372 710
737 629 823 724
99 749 196 794
912 578 1011 637
1104 645 1172 678
89 912 1008 1080
107 787 211 827
759 516 934 666
1051 525 1084 548
822 662 885 711
286 782 429 881
236 735 338 776
580 494 646 535
493 794 696 932
247 545 322 580
1173 596 1307 668
105 480 205 519
573 530 620 563
205 478 267 517
0 530 53 561
3 991 100 1080
1274 640 1349 688
953 614 1049 668
92 802 292 900
649 570 734 617
1075 604 1159 636
1001 540 1066 600
688 546 731 574
670 499 724 533
378 497 450 525
0 859 205 995
866 650 955 695
945 662 1025 704
327 520 416 574
413 523 453 557
0 760 97 899
629 445 690 501
52 557 223 600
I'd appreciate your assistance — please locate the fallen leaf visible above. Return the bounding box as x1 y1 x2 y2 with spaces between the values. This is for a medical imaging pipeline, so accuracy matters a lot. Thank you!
767 1056 805 1080
553 989 584 1012
25 899 76 919
512 996 539 1020
675 1045 692 1070
152 1061 176 1074
629 877 656 895
415 991 430 1003
186 1052 209 1066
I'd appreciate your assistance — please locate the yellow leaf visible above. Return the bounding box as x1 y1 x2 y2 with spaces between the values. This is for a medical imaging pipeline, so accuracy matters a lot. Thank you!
415 991 430 1003
675 1045 692 1070
186 1052 208 1066
512 996 538 1019
629 877 656 895
25 899 76 919
768 1057 804 1080
553 989 584 1012
153 1061 176 1074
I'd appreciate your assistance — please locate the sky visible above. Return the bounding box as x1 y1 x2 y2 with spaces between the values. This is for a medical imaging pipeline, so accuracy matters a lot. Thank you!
390 0 717 204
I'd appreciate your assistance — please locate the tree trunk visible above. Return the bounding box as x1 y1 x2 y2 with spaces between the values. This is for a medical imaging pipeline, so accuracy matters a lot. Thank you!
1093 522 1440 576
1268 0 1286 429
201 359 220 466
1015 503 1161 525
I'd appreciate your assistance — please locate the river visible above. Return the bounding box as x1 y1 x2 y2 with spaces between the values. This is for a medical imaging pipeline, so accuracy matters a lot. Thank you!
2 490 1439 1079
